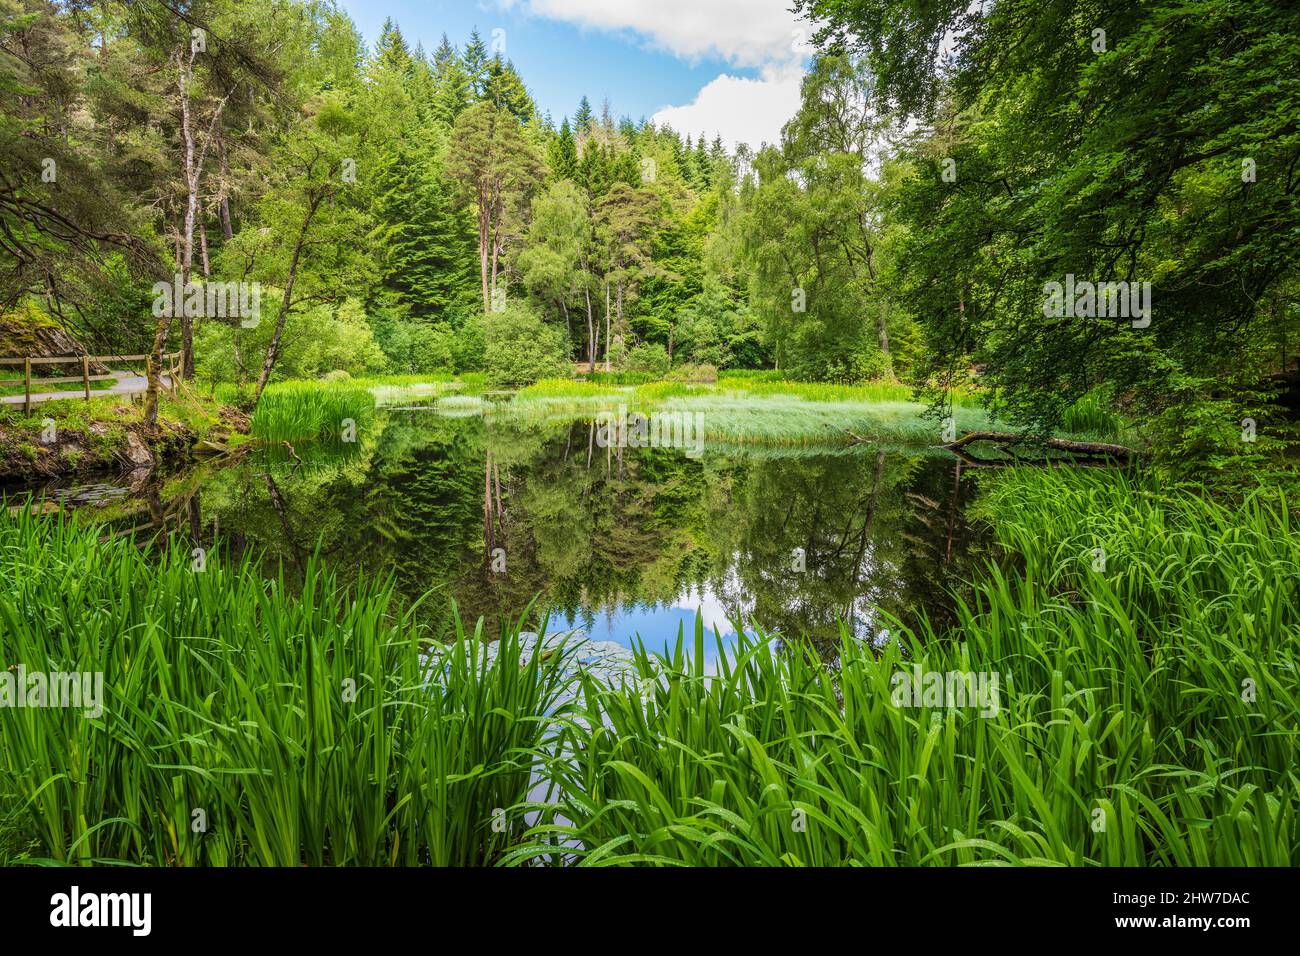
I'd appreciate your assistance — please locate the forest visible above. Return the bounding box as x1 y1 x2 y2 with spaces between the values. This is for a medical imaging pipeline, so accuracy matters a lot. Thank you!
0 0 1297 879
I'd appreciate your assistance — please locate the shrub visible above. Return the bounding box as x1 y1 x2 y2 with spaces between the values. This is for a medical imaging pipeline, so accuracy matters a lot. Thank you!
625 341 670 377
371 308 456 375
195 296 387 385
483 303 569 389
605 335 627 371
451 313 486 373
666 362 717 384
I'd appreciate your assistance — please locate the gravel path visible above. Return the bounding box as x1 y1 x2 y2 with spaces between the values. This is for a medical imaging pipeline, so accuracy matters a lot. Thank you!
0 371 174 406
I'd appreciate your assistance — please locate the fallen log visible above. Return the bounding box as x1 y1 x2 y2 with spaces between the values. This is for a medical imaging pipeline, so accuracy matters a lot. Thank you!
830 424 1143 465
944 430 1144 459
943 445 1118 469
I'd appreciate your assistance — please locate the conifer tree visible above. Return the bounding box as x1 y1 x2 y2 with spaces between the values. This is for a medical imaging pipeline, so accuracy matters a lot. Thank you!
548 118 579 181
462 28 489 98
574 95 594 135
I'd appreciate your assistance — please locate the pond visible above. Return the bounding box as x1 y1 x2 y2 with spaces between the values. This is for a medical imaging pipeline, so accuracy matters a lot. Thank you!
4 406 990 656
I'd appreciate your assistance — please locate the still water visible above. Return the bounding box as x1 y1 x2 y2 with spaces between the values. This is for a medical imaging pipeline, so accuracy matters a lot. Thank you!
6 410 988 653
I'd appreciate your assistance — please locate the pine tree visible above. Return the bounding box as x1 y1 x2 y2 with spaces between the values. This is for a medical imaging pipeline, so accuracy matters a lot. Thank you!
483 56 535 122
577 140 611 198
410 45 437 123
375 18 412 74
693 134 711 190
462 29 489 98
375 133 479 319
612 149 641 188
574 95 594 135
549 118 578 181
433 33 456 69
431 40 470 128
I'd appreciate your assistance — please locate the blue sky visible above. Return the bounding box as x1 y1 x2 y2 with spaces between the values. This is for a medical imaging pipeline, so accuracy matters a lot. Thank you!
337 0 813 150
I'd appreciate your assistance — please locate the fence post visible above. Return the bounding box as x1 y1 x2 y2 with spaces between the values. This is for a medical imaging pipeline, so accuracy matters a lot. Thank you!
82 355 91 400
23 357 30 413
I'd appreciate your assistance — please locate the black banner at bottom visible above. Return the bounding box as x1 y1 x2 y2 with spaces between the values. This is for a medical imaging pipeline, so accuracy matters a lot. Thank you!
0 865 1286 943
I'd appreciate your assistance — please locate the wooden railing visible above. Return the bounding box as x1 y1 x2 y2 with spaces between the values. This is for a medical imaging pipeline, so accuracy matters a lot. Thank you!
0 351 184 412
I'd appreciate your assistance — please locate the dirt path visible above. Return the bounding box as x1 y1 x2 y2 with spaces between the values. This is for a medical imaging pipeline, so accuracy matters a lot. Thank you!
0 371 174 406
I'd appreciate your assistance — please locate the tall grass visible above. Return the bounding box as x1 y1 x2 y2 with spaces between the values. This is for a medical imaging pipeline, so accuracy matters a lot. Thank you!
664 394 994 445
7 467 1291 867
251 381 375 444
508 468 1299 866
587 370 656 386
250 373 1004 448
0 509 572 866
718 375 916 403
1060 388 1126 439
515 378 627 401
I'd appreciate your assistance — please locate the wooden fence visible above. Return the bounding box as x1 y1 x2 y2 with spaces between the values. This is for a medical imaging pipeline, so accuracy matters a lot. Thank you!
0 352 184 412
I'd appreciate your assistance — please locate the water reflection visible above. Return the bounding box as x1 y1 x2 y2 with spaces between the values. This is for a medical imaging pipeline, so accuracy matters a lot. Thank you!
6 412 988 650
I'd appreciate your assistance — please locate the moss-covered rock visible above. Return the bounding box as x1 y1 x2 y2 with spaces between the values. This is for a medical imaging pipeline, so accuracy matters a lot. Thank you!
0 303 110 376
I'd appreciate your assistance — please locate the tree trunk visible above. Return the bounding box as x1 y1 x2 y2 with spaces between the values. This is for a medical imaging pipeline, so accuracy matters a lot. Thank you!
877 297 894 380
942 430 1145 463
232 331 246 386
178 51 197 380
251 198 319 409
173 48 230 381
217 127 233 241
479 201 491 314
142 309 174 428
585 286 595 366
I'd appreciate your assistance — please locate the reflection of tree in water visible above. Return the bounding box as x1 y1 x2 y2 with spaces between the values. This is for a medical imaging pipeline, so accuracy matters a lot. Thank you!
450 419 707 634
193 418 482 636
709 450 983 651
188 413 986 645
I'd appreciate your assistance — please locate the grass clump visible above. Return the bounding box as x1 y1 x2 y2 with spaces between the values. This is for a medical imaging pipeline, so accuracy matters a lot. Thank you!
251 381 375 444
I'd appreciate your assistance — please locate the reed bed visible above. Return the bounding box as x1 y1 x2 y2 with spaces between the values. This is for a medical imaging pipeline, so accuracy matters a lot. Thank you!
1060 389 1126 440
5 466 1290 867
256 374 1007 449
508 468 1299 866
661 395 995 445
0 509 571 866
250 381 376 444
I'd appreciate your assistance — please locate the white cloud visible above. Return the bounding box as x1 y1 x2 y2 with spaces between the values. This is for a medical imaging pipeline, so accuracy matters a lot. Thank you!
497 0 814 152
500 0 812 68
651 64 802 152
671 584 739 638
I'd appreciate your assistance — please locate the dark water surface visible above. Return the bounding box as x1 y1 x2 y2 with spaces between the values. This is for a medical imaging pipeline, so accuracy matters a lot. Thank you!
5 411 990 652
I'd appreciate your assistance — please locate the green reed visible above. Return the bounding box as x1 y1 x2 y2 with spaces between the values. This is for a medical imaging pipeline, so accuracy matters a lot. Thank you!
0 509 571 866
250 381 376 444
3 466 1294 867
507 468 1299 866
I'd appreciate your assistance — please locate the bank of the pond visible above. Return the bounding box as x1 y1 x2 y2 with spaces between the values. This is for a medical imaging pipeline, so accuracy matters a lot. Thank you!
0 388 245 482
2 466 1294 866
248 373 1125 448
